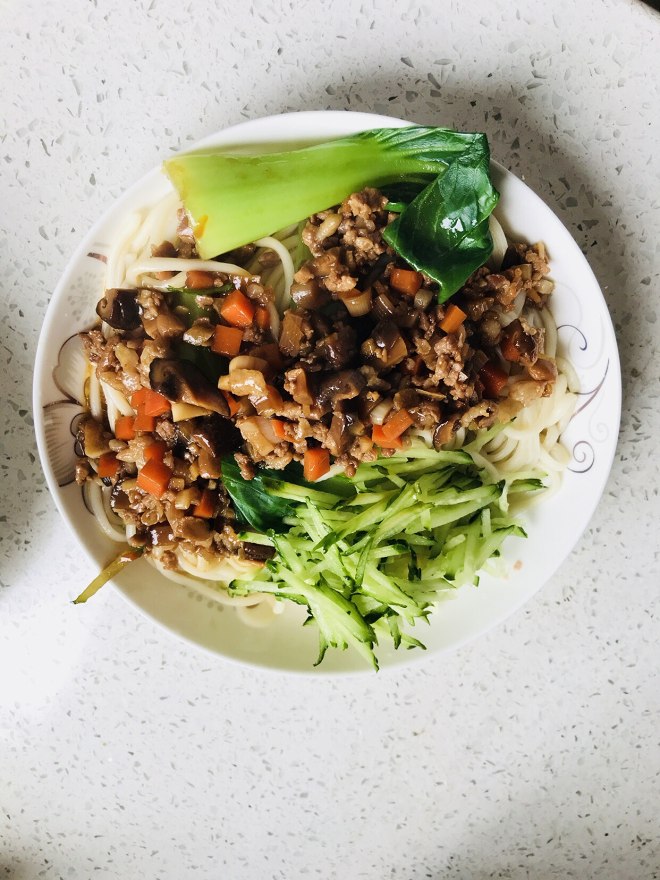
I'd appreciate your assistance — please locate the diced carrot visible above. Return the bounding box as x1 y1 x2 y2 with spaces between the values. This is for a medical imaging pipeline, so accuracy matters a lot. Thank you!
271 419 287 440
304 447 330 482
193 488 216 519
372 424 404 449
220 289 255 328
382 408 414 441
144 441 167 463
185 269 215 289
137 458 173 499
255 306 271 330
439 303 468 334
133 405 157 433
479 361 509 398
221 390 240 417
133 390 150 409
97 452 120 479
390 267 423 296
143 389 171 417
212 324 244 357
115 416 135 441
130 388 149 409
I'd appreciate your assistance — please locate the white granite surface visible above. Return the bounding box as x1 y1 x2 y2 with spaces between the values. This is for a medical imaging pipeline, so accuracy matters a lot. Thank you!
1 0 659 877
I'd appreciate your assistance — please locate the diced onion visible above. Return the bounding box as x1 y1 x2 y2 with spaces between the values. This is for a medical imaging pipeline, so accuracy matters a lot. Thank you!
488 213 508 270
339 289 372 317
255 417 281 445
171 401 211 421
174 487 201 510
239 417 275 456
413 289 433 310
373 292 396 320
266 302 280 340
229 355 268 373
370 398 394 425
316 213 342 241
498 290 526 327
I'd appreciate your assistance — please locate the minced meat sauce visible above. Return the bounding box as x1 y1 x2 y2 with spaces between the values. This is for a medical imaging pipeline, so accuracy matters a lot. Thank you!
77 188 557 567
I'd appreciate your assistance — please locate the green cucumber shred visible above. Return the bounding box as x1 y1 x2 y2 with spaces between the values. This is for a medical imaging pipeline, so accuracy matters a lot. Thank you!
225 442 547 669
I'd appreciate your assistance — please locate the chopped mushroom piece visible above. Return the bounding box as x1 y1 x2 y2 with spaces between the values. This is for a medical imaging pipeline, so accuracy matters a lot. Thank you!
149 358 229 416
316 370 366 409
96 289 141 331
433 418 460 449
327 410 361 456
279 311 310 357
315 326 356 370
241 542 276 562
290 279 329 310
363 320 408 368
78 416 112 459
284 367 315 406
188 414 242 478
527 357 558 382
500 318 543 366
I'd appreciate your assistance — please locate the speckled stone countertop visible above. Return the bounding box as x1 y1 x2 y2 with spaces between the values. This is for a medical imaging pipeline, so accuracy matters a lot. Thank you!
1 0 659 877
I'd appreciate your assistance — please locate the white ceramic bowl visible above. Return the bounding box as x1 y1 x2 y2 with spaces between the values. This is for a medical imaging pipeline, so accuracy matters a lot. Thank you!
33 111 621 674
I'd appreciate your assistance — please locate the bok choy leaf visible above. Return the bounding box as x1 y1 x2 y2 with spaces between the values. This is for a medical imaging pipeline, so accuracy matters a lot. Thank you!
164 126 499 300
382 143 499 300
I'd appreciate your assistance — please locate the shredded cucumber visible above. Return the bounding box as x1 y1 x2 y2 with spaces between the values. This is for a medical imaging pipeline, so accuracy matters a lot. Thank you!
228 441 547 668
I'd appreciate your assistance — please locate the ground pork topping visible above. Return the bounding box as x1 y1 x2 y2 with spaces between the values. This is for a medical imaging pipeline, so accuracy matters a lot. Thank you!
77 187 557 569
